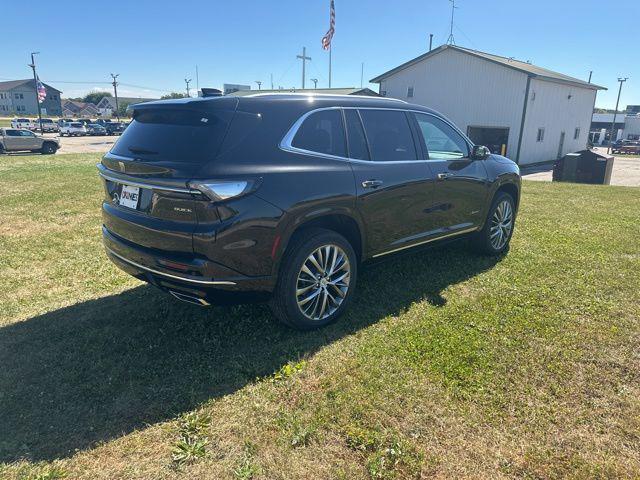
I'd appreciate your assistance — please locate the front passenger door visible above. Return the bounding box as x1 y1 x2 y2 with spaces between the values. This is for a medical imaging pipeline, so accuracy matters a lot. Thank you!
412 113 489 232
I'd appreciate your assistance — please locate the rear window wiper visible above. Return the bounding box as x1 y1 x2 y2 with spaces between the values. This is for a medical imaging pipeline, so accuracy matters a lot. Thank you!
128 146 158 155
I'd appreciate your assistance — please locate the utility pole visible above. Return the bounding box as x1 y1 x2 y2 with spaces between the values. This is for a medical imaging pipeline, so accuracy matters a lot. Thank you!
255 80 262 90
296 47 311 89
446 0 457 45
311 78 318 89
28 52 43 132
608 77 628 153
110 73 120 121
588 70 592 83
196 65 199 94
360 63 365 88
270 73 274 90
429 33 434 51
185 78 192 97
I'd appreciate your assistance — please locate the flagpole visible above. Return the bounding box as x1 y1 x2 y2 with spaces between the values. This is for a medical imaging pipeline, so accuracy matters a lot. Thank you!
28 52 43 133
329 46 332 88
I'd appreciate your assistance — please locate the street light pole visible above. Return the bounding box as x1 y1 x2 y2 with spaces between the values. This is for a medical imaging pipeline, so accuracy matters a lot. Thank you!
255 80 262 90
110 73 120 121
28 52 43 132
608 77 628 154
311 78 318 89
185 78 192 98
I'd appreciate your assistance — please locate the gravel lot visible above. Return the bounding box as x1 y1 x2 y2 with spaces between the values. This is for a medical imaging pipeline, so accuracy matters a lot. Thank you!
43 133 118 154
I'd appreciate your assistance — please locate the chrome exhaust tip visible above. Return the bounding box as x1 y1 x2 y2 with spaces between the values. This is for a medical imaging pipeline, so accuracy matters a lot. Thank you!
169 290 210 306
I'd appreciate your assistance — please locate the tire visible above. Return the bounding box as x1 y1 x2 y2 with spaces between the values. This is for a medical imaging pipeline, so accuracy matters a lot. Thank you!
269 228 357 330
0 144 4 155
470 191 516 255
41 142 56 155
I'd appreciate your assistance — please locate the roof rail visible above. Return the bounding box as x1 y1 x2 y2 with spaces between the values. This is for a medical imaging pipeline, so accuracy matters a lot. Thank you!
241 92 407 103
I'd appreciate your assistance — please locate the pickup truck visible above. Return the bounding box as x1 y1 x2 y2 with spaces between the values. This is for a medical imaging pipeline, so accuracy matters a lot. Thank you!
611 140 640 155
0 128 60 154
10 118 32 129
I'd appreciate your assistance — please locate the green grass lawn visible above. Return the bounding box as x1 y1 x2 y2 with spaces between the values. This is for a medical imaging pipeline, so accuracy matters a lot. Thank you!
1 153 639 479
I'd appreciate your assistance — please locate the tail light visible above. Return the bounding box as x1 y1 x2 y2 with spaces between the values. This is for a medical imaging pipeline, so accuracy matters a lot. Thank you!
188 179 261 202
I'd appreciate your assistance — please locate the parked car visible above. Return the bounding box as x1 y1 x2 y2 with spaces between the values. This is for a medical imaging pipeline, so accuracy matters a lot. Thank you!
86 123 107 136
104 122 126 135
95 119 112 126
60 122 87 136
33 118 59 133
76 118 93 126
0 128 60 154
99 94 520 329
10 118 32 129
611 140 640 155
57 118 74 128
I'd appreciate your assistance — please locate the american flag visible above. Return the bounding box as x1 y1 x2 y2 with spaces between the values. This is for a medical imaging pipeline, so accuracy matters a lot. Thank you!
36 76 46 103
321 0 335 50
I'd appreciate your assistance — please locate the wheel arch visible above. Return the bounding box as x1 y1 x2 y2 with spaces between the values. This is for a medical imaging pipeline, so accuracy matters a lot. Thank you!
279 211 365 267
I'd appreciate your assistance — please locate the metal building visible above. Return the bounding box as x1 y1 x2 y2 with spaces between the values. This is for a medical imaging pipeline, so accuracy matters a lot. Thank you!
370 45 606 165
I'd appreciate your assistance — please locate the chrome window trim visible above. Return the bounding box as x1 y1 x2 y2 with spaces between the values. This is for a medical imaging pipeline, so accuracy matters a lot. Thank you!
279 106 474 164
97 166 202 195
105 247 237 286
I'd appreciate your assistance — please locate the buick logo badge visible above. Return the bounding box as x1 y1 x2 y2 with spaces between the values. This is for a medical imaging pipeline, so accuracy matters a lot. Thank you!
112 192 120 204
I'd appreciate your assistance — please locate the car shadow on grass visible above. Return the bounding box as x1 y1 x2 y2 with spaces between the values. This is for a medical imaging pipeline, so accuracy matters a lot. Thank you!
0 241 501 463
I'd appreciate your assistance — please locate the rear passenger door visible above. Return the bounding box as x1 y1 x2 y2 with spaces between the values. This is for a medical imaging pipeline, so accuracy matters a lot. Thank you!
347 108 435 256
3 130 27 150
411 112 489 232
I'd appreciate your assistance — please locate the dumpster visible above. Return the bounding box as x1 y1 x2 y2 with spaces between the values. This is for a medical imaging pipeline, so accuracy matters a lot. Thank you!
552 149 614 185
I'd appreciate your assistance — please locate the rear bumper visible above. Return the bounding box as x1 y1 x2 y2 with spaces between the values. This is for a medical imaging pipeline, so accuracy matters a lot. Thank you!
103 226 274 305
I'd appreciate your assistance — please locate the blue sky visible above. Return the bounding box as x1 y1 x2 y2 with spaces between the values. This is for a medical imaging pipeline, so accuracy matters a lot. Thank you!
3 0 638 108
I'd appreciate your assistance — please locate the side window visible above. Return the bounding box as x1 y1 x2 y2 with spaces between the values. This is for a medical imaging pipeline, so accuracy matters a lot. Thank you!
414 113 469 160
359 109 417 161
5 130 21 137
20 130 35 137
344 109 369 160
291 109 346 157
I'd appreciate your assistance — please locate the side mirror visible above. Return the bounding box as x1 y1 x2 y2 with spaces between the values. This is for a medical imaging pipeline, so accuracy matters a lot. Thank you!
471 145 490 160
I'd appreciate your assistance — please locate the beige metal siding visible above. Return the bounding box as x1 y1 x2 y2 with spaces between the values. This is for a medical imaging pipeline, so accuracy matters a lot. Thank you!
379 48 528 159
520 78 596 164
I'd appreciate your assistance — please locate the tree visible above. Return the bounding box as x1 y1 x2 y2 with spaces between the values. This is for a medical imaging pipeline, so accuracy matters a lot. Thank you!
161 92 189 99
117 101 132 118
83 91 112 105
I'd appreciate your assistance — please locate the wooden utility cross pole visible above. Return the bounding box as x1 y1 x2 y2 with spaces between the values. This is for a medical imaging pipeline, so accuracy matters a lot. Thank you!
296 47 312 89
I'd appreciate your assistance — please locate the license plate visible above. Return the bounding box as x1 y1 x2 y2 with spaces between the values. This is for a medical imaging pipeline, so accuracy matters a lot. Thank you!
119 184 140 209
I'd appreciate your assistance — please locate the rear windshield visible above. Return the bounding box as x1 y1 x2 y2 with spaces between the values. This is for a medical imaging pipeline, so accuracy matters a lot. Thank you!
70 123 82 127
111 108 234 163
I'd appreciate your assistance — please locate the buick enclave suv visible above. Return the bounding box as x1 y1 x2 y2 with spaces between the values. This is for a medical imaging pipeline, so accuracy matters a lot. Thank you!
99 93 520 329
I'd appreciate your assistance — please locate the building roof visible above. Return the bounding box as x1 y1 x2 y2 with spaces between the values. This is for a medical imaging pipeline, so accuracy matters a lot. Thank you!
0 78 62 93
592 113 632 124
228 87 379 97
370 45 607 91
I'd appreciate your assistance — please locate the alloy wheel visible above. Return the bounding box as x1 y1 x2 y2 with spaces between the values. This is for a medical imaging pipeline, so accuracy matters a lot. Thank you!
489 199 513 250
295 244 351 321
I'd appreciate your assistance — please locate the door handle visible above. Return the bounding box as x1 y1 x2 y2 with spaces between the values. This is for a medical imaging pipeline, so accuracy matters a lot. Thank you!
362 179 383 189
437 173 452 181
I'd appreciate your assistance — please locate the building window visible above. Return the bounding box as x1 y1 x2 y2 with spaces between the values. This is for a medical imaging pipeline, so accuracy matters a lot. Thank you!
407 86 414 98
574 127 580 140
537 128 545 142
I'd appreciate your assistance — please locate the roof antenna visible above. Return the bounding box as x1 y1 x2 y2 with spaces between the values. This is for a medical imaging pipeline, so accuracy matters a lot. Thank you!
446 0 457 45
